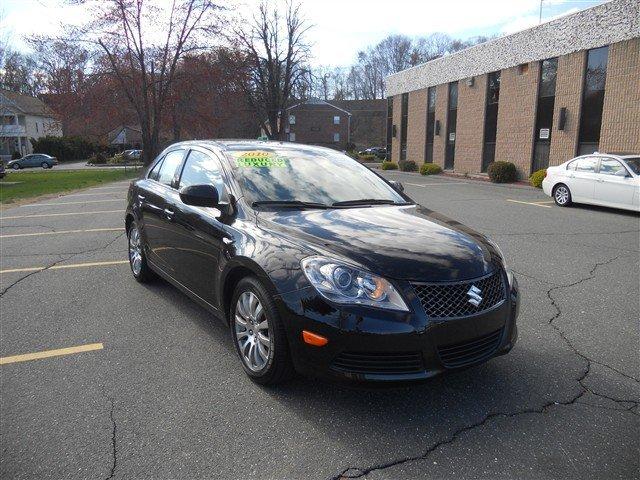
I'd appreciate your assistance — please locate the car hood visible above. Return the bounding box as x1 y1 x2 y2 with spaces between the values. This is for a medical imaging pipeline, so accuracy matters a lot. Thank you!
256 204 501 282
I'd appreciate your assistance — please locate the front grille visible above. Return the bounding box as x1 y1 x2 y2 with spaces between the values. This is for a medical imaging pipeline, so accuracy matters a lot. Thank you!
437 328 503 368
412 270 505 319
331 351 424 375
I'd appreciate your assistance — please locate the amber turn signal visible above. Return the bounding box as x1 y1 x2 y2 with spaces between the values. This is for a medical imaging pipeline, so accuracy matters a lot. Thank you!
302 330 328 347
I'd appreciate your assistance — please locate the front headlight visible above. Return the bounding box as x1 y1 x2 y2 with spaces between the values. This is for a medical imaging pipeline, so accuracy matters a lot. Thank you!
301 256 409 311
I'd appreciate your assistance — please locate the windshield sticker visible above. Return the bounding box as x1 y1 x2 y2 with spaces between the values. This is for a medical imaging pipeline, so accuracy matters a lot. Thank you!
234 151 287 168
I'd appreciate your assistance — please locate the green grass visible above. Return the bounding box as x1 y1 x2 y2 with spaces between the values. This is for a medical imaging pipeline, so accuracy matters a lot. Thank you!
0 169 141 204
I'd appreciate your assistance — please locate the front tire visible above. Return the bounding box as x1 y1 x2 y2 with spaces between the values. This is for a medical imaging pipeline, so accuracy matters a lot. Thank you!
127 221 155 282
230 277 294 385
553 183 572 207
12 163 20 170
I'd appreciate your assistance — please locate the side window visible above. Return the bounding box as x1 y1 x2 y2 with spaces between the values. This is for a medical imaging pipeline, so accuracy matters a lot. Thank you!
148 156 164 181
598 158 626 176
157 150 185 186
573 156 598 173
178 150 226 198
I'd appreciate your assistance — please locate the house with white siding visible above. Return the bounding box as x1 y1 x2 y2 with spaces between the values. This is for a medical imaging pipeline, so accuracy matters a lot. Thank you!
0 89 63 162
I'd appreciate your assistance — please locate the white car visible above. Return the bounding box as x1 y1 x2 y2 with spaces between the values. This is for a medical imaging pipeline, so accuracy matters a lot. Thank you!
542 153 639 212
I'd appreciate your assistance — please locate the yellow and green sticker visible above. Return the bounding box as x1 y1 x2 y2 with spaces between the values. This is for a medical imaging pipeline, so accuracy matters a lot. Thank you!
234 151 287 168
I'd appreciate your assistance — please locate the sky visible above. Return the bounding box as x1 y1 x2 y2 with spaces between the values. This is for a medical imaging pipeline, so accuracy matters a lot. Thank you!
1 0 607 67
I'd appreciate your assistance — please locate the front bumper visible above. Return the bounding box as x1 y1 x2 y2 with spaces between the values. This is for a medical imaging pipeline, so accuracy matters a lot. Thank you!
274 272 519 382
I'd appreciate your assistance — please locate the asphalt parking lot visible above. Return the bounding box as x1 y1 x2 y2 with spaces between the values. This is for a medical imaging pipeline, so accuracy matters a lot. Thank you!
1 172 638 479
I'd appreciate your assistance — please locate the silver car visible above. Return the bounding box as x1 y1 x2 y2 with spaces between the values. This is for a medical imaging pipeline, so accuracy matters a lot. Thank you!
7 154 58 170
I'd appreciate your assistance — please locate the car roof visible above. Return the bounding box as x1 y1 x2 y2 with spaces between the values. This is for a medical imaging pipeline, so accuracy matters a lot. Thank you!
584 152 639 159
167 139 342 156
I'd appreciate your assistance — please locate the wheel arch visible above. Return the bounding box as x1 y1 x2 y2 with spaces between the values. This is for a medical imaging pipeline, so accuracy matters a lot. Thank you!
220 259 280 326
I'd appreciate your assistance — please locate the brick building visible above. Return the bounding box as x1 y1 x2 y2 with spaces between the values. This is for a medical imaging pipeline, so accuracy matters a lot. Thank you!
386 0 639 178
283 98 387 150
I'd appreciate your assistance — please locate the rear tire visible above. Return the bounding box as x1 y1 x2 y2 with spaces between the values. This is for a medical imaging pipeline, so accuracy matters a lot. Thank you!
553 183 572 207
230 276 294 385
127 221 155 282
41 162 50 169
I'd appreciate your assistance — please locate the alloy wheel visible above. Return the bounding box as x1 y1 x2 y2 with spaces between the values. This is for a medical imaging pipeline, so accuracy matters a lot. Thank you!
128 226 143 276
234 291 271 372
555 186 569 205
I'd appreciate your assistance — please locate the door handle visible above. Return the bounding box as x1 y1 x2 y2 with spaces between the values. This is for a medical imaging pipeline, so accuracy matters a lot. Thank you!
163 208 175 219
138 194 146 201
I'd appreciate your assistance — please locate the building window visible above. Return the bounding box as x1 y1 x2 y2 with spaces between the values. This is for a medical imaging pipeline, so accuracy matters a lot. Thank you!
386 98 393 158
289 115 296 125
532 57 558 172
400 93 409 161
289 132 296 142
444 82 458 170
578 46 608 155
333 115 340 125
425 86 436 163
482 71 500 172
333 132 340 143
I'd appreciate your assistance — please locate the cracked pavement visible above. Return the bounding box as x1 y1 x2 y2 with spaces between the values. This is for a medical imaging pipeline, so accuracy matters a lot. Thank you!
1 173 638 479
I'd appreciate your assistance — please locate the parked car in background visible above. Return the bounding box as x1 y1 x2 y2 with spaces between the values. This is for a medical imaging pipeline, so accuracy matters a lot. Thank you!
123 149 142 161
6 153 58 170
125 140 519 385
542 152 639 212
358 147 387 159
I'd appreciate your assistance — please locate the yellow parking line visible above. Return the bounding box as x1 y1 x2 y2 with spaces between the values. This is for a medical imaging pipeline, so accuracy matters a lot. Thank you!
506 199 552 208
1 210 122 220
0 227 123 239
64 192 124 197
406 182 468 186
1 260 128 274
21 199 123 207
0 343 104 365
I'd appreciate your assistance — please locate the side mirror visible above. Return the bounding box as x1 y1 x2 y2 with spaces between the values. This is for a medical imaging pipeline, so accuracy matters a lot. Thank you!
179 184 221 208
614 169 629 178
389 180 404 192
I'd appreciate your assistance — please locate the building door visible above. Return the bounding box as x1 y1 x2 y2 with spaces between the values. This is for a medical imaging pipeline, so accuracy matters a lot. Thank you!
444 82 458 170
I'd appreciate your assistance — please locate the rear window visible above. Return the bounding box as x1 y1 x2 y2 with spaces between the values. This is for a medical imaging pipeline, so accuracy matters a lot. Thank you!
568 157 598 172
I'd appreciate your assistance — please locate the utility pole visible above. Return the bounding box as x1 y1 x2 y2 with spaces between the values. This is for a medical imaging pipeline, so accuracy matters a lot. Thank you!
539 0 543 23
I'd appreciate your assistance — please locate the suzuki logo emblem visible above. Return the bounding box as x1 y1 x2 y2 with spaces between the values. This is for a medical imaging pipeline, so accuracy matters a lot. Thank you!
467 285 483 307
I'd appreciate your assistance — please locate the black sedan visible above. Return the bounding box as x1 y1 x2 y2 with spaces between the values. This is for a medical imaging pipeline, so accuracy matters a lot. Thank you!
125 141 519 384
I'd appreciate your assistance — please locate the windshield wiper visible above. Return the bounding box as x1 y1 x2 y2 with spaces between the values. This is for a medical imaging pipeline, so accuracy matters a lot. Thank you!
251 200 330 209
332 199 406 207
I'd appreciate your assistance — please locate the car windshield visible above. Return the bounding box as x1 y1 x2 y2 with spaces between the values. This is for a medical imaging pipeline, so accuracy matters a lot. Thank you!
226 145 407 207
624 157 639 175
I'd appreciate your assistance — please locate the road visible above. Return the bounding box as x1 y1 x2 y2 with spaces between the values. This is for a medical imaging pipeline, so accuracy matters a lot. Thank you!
1 172 638 479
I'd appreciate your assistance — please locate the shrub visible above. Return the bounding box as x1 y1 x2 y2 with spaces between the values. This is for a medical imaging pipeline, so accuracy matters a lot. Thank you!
399 160 417 172
529 168 546 188
487 161 518 183
88 152 108 164
420 163 442 175
344 142 356 152
30 135 104 162
358 154 377 162
11 151 21 159
381 161 398 170
108 153 127 164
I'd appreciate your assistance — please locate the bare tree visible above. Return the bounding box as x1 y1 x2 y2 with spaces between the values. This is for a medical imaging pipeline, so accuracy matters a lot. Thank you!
234 0 311 139
74 0 224 164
